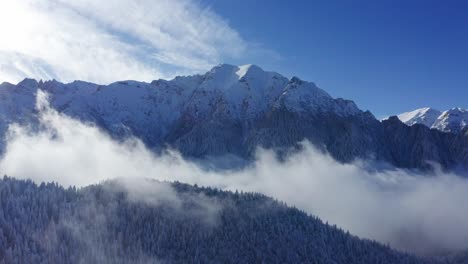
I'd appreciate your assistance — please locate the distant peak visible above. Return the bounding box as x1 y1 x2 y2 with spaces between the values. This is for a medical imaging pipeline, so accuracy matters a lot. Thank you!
396 107 441 128
0 81 14 86
396 106 468 133
17 78 38 88
209 64 265 77
289 76 304 85
212 63 237 71
447 107 467 112
418 107 433 113
235 64 263 79
412 107 439 114
202 64 272 88
397 107 440 119
387 116 402 123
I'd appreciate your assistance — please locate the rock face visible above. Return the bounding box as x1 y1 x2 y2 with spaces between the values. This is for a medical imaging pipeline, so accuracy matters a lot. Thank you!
397 107 468 134
0 64 467 171
382 116 468 170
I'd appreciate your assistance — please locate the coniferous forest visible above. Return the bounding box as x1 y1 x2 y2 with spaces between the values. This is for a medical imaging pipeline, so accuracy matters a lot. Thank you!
0 176 456 264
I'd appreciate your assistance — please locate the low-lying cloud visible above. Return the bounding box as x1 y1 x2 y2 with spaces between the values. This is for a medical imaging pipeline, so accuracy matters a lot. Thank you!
1 91 468 255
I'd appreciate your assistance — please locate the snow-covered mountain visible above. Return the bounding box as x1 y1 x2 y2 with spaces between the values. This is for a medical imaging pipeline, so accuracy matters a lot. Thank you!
0 64 467 171
0 64 369 156
397 107 468 133
397 107 442 127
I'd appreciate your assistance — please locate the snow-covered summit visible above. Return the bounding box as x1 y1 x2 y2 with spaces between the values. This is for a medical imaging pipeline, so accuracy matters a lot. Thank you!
163 63 361 119
235 64 263 79
397 107 441 127
432 108 468 133
397 107 468 133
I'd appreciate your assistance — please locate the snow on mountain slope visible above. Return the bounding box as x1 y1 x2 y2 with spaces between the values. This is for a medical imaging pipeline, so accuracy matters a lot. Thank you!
397 107 468 133
432 108 468 133
1 64 467 170
0 63 365 148
397 107 441 127
276 76 361 116
184 64 290 119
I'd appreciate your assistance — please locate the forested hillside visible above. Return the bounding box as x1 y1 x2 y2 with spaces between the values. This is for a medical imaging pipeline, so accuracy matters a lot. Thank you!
0 176 436 264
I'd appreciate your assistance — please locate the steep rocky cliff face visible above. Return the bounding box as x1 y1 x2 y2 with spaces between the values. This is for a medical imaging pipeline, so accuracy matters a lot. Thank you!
382 117 468 170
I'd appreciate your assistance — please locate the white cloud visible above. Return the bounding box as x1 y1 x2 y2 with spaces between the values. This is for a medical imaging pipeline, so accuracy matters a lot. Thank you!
0 0 247 84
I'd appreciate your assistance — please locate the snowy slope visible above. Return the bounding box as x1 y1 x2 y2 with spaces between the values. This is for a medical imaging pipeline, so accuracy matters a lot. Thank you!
397 107 468 133
397 107 441 127
432 108 468 133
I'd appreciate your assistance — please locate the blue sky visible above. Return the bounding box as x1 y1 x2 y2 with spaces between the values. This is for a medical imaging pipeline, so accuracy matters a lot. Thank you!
0 0 466 117
205 0 468 117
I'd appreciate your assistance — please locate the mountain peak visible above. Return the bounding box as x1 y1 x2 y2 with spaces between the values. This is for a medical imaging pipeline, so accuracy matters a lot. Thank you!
397 107 441 127
235 64 263 79
17 78 39 88
208 64 266 80
210 63 237 72
397 107 468 133
289 76 304 85
446 107 467 113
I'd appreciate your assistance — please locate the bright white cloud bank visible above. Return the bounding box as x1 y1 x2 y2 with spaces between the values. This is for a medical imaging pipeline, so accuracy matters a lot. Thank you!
1 91 468 256
0 0 247 84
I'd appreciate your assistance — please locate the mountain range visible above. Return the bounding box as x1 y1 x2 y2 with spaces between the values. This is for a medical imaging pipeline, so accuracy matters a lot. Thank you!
0 64 467 171
397 107 468 133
